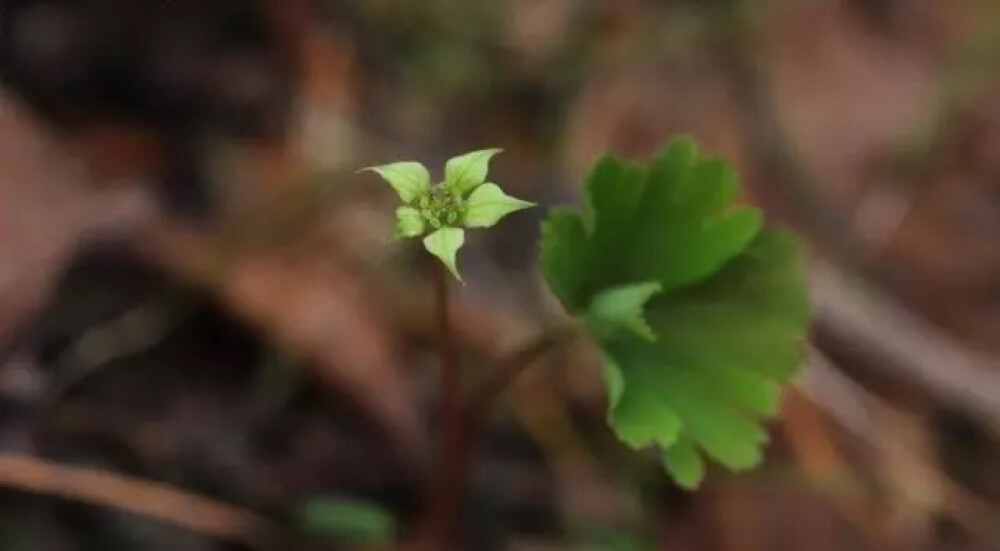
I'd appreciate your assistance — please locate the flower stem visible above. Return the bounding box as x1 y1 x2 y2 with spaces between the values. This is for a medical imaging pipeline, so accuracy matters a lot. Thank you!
424 259 466 546
420 265 579 547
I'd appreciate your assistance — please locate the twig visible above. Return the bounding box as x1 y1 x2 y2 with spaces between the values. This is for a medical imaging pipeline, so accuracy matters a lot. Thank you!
798 347 1000 540
809 261 1000 437
0 453 278 548
468 324 581 425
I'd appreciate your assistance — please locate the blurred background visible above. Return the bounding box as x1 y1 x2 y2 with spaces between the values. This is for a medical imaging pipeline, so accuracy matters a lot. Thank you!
0 0 999 549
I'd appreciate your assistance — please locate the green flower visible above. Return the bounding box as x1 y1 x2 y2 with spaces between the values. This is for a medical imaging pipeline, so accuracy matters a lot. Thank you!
363 148 535 281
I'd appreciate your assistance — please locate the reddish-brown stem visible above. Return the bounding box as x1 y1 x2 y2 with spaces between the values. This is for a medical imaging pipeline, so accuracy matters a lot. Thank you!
423 260 466 547
419 262 579 548
467 325 580 429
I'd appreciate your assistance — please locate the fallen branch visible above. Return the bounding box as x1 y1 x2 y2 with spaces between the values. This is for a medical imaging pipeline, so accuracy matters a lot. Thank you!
798 347 1000 539
0 453 278 548
809 260 1000 436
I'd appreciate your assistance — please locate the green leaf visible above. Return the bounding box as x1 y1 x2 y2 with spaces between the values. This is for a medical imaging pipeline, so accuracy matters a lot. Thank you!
629 140 763 292
662 435 704 490
444 148 502 195
463 183 535 228
586 282 662 341
574 526 656 551
423 227 465 281
539 207 588 311
601 344 682 449
581 155 646 295
363 161 430 203
539 137 809 488
394 206 425 239
297 497 396 544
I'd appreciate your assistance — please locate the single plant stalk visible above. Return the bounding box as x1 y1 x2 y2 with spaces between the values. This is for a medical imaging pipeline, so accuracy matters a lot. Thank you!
424 260 466 546
422 268 578 546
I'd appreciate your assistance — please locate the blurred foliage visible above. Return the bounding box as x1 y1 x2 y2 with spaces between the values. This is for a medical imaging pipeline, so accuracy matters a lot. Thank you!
297 496 397 544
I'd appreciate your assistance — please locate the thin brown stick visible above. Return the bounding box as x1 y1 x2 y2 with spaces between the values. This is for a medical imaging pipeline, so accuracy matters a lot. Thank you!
0 453 277 547
809 261 1000 437
798 348 1000 541
423 260 465 546
468 325 580 425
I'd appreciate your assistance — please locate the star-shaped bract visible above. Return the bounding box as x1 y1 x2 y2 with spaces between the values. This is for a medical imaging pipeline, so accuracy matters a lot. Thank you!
364 149 535 281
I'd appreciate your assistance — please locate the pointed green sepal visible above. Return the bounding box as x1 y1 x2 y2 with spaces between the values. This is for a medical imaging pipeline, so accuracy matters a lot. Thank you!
463 183 535 228
423 227 465 281
444 148 502 195
394 206 425 239
362 161 431 204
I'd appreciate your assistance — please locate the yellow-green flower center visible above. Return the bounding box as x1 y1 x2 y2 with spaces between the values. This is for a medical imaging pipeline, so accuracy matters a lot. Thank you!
417 185 466 229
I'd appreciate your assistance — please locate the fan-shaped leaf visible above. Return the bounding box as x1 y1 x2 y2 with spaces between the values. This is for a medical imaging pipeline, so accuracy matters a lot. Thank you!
539 137 809 488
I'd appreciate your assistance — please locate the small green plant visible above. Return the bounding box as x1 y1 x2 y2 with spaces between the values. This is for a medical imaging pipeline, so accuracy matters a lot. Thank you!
364 137 809 544
297 496 397 544
363 148 534 280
